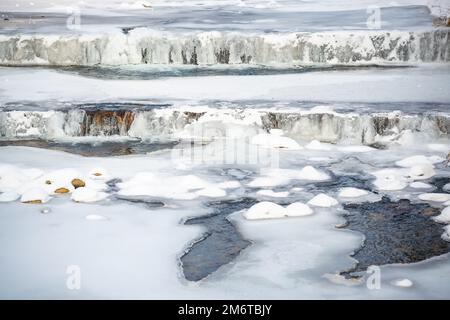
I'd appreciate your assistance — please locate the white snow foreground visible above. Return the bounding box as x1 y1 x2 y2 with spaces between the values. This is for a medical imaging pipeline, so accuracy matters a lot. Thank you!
244 201 314 220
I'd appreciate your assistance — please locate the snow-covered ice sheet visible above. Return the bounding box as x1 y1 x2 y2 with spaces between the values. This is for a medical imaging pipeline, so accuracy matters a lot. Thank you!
1 65 450 103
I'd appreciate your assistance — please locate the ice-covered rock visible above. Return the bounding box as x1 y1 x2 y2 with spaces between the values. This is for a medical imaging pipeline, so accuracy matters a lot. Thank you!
243 202 287 220
392 279 413 288
195 187 226 198
443 183 450 192
418 193 450 202
21 187 51 204
308 194 339 207
251 133 302 150
256 190 289 198
297 166 330 181
285 202 314 216
71 187 108 203
0 191 20 202
338 187 369 198
434 207 450 224
410 182 434 189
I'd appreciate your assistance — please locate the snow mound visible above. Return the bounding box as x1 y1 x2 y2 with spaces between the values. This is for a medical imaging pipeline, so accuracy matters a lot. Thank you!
338 187 369 198
251 133 302 150
71 187 108 203
243 202 287 220
21 187 51 204
285 202 314 216
443 183 450 192
305 140 332 151
257 190 289 198
418 193 450 203
297 166 330 181
308 194 339 207
434 207 450 224
392 279 413 288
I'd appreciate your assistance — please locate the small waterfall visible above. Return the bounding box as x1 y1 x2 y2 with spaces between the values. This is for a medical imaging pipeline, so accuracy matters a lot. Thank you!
0 107 449 146
0 29 449 66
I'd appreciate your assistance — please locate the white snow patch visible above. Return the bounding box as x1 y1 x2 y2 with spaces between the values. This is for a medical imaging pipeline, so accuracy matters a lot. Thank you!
195 187 227 198
251 133 302 150
297 166 330 181
305 140 332 151
85 214 108 221
372 169 408 191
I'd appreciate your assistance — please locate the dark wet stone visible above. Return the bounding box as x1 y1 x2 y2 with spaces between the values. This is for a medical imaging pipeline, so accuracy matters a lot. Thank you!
180 198 257 282
341 197 450 276
0 139 179 157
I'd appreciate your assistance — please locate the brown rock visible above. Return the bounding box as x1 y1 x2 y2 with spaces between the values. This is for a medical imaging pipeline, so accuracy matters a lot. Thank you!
93 172 102 176
45 180 52 185
71 178 86 188
23 200 42 204
54 187 70 194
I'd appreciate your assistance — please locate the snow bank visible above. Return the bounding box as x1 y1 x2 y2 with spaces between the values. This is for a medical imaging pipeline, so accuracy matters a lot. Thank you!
297 166 330 181
285 202 314 216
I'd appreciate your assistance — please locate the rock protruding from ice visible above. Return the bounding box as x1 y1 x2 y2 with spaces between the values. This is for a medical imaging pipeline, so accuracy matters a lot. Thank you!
89 167 110 180
308 194 339 207
434 207 450 224
338 187 369 198
418 193 450 203
391 279 413 288
243 201 314 220
251 132 302 150
71 187 108 203
21 187 51 204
